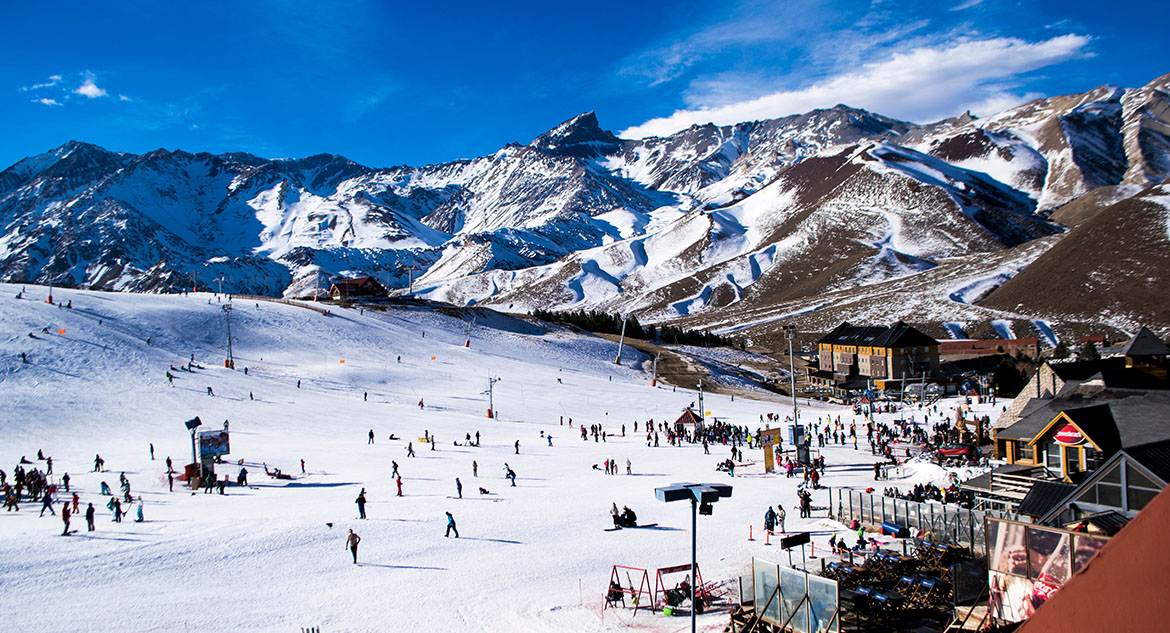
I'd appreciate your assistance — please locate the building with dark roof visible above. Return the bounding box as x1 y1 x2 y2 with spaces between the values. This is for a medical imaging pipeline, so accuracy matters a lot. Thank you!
328 276 387 301
810 321 938 396
996 389 1170 481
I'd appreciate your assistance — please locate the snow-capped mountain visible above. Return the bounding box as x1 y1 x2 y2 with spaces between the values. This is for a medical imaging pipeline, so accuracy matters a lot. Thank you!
2 72 1169 341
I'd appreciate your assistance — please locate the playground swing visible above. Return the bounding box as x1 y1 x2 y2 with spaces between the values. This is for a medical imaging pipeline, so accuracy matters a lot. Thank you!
604 565 654 616
654 563 712 614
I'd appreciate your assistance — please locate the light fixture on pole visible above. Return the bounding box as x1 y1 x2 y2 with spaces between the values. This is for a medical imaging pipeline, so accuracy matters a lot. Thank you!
654 482 733 633
184 416 202 470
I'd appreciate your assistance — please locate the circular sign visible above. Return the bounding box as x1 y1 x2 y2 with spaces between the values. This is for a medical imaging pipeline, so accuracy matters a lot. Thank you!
1054 424 1084 446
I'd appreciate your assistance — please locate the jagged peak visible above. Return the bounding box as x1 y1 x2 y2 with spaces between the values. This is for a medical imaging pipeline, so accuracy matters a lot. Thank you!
530 111 620 150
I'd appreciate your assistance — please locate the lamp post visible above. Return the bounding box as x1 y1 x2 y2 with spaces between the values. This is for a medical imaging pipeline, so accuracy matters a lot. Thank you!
184 416 202 478
655 482 733 633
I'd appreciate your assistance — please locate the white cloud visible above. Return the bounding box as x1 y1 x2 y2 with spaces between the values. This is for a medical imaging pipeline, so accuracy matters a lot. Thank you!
950 0 984 11
34 98 62 107
74 74 107 99
620 34 1092 139
21 74 63 91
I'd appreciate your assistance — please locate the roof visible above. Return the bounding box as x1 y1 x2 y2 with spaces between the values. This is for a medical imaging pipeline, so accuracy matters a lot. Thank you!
1047 357 1126 381
1074 510 1131 535
817 321 938 348
997 388 1170 447
1125 439 1170 483
674 409 703 427
1121 326 1170 357
1015 486 1170 633
1018 480 1077 517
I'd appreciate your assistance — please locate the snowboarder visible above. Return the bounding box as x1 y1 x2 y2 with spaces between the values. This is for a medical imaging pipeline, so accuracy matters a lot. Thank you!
355 488 367 519
456 478 462 499
85 502 95 531
346 529 361 564
445 512 459 538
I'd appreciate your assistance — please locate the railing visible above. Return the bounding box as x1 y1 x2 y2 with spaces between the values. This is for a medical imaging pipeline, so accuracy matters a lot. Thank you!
842 491 995 556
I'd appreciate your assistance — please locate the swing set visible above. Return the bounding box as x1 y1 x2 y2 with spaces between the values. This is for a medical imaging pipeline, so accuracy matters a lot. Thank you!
604 565 654 615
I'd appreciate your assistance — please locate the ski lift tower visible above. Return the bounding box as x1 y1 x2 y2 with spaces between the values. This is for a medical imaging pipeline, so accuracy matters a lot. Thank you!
483 375 501 418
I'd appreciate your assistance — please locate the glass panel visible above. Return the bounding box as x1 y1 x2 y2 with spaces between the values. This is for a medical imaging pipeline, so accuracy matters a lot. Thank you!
1096 483 1122 508
1128 487 1158 511
754 559 780 622
1126 465 1158 490
780 567 808 633
988 520 1028 575
1072 535 1109 573
1046 442 1061 470
1027 527 1071 584
1100 463 1122 484
1076 488 1096 505
807 574 839 633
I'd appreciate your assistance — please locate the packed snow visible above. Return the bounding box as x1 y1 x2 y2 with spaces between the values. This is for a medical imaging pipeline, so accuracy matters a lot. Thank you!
0 284 1002 632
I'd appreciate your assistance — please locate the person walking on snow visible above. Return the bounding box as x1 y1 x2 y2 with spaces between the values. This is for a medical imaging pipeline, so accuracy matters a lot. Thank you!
368 429 375 444
777 505 786 533
346 529 361 564
391 461 399 478
396 477 403 497
445 512 459 538
514 440 520 455
456 478 462 499
40 490 55 517
61 503 71 535
85 503 95 532
135 497 144 522
355 488 367 519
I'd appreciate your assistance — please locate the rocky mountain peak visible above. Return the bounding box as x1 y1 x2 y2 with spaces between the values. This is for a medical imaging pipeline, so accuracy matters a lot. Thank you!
530 111 620 152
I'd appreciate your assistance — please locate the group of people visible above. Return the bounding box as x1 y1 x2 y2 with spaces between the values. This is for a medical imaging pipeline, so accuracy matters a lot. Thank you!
3 450 149 535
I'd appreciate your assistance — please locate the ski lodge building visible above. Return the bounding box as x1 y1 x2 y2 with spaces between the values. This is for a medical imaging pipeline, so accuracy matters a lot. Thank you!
328 276 388 301
807 321 939 398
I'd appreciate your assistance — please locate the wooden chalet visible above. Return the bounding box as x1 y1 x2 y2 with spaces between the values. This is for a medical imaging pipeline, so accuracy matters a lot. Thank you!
328 276 387 301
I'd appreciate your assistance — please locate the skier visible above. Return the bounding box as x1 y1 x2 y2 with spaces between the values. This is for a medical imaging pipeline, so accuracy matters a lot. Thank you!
346 529 361 564
207 386 214 396
85 502 95 531
391 461 399 478
406 442 415 458
39 490 56 517
445 511 459 538
355 488 367 519
456 478 462 499
396 477 403 497
514 440 520 455
61 503 71 535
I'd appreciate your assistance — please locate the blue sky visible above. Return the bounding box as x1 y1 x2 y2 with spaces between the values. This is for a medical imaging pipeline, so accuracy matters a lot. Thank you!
2 0 1167 169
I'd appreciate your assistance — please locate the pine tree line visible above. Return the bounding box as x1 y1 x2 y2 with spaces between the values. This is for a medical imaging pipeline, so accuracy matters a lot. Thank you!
530 309 735 347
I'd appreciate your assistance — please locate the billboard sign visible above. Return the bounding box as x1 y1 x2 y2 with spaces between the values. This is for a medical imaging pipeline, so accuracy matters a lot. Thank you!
198 430 230 457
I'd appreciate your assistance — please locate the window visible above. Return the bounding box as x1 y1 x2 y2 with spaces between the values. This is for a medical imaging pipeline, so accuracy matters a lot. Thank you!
1065 446 1081 475
1096 483 1122 507
1017 443 1034 462
1045 442 1062 472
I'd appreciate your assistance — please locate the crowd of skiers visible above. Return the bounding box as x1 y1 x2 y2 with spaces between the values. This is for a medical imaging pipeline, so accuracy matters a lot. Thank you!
3 451 149 535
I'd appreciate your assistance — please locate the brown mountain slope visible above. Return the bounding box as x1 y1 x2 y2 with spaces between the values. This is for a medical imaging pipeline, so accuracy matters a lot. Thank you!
979 179 1170 336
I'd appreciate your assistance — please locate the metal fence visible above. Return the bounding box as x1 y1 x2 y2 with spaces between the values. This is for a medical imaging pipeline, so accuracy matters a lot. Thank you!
842 491 995 556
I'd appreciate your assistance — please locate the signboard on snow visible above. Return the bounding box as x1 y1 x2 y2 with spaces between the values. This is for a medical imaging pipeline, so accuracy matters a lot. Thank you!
198 430 230 457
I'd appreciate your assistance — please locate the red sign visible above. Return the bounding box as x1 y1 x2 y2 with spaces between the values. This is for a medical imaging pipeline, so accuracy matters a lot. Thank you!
1054 424 1084 446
